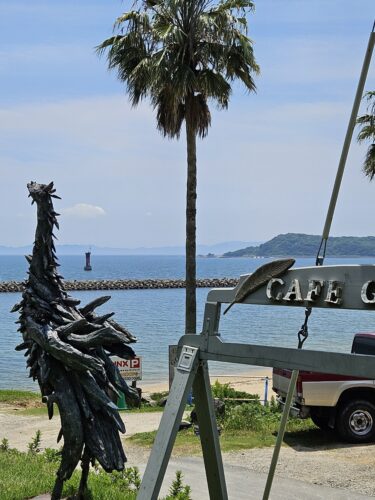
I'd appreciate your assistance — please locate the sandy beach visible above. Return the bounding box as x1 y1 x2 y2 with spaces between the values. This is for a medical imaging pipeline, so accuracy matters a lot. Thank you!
140 367 274 400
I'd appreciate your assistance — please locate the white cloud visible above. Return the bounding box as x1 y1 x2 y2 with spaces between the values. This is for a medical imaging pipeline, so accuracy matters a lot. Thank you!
63 203 106 219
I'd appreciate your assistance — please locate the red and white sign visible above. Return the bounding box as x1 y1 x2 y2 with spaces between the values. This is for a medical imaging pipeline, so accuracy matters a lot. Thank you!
111 356 142 381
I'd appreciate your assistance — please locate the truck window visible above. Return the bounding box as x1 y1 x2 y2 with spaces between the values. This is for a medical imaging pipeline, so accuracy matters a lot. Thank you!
351 335 375 355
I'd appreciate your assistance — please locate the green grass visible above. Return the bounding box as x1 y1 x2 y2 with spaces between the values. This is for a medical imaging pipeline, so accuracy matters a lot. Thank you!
149 391 169 403
129 428 278 454
0 449 61 500
0 390 42 407
129 415 317 454
8 406 52 417
23 406 51 416
0 449 190 500
130 388 319 454
125 405 164 413
0 389 163 417
5 404 162 418
0 449 140 500
131 427 274 453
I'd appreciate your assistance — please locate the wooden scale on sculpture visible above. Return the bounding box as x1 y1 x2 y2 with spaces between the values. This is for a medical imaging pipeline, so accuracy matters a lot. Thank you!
138 23 375 500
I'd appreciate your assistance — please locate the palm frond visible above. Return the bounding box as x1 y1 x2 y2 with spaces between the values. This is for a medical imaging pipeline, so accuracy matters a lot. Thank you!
187 94 211 138
95 36 122 57
97 0 258 136
363 143 375 180
357 90 375 179
114 11 151 32
357 122 375 143
218 0 255 12
155 92 185 138
196 69 231 107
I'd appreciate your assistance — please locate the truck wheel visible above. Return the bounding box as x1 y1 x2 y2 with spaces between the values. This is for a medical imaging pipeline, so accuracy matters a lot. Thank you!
336 399 375 443
310 412 330 431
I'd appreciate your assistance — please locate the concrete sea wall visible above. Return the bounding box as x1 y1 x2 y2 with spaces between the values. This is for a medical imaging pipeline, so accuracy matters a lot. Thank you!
0 278 238 293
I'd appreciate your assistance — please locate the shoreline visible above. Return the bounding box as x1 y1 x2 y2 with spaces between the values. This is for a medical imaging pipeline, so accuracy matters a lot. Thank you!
1 368 274 400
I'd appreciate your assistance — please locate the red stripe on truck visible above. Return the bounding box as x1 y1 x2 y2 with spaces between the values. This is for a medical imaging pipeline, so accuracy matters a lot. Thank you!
273 367 364 382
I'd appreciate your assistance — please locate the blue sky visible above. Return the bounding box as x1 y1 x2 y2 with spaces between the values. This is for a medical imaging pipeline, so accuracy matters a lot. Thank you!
0 0 374 247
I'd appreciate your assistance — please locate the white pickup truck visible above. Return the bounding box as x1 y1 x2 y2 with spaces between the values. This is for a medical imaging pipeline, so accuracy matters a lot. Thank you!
272 332 375 443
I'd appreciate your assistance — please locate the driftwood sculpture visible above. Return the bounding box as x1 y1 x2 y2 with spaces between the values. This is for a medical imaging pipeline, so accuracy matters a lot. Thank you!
12 181 138 499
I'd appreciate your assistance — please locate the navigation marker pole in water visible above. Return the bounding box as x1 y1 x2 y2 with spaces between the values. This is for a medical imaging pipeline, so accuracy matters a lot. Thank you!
84 251 92 271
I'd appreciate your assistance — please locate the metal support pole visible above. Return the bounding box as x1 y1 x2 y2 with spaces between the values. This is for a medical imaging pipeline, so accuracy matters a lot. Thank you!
193 361 228 500
262 369 299 500
321 27 375 242
137 346 199 500
263 376 269 406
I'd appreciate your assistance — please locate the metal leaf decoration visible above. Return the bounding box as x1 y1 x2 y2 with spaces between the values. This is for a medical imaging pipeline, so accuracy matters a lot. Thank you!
223 258 295 315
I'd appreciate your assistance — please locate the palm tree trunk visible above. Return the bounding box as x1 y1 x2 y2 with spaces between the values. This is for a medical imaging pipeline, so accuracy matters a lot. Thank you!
185 111 197 334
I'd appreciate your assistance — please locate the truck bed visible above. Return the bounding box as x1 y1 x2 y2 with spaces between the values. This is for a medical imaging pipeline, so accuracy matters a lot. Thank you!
273 368 373 407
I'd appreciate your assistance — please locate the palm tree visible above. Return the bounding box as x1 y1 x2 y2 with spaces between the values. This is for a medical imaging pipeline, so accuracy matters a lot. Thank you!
97 0 259 333
357 91 375 180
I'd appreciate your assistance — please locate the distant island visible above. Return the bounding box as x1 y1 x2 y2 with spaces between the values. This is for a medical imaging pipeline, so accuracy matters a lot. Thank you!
0 240 261 256
223 233 375 258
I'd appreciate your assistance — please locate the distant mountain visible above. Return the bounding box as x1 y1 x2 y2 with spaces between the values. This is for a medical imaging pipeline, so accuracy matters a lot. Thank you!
0 241 262 256
0 245 33 255
223 233 375 257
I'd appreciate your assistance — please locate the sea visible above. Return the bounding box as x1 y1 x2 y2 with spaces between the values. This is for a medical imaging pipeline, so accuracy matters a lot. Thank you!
1 255 375 391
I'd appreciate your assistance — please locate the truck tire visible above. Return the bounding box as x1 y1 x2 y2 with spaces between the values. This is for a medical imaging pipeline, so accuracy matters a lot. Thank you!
336 399 375 443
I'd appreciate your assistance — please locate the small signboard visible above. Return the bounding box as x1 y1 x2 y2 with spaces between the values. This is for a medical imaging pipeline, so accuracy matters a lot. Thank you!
111 356 142 381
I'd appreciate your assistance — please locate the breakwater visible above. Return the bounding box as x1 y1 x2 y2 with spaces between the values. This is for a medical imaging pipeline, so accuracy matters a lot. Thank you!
0 278 239 293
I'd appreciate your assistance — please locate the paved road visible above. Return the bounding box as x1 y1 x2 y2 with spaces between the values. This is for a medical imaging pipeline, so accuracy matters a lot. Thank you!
30 453 375 499
137 456 374 500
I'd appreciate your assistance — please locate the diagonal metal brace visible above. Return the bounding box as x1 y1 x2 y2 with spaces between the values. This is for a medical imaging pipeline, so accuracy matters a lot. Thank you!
137 346 199 500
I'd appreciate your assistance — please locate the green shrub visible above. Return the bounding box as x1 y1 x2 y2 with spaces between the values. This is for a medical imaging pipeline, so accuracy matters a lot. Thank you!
1 438 10 452
108 467 141 491
224 402 280 432
164 470 192 500
149 391 169 403
43 448 62 463
222 397 316 436
211 380 259 401
27 430 42 454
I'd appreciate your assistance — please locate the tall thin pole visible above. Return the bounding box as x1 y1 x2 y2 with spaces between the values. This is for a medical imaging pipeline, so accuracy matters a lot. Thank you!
262 370 299 500
320 27 375 247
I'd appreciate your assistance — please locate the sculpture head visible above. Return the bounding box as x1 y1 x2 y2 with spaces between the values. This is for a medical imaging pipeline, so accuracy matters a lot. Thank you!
27 181 61 205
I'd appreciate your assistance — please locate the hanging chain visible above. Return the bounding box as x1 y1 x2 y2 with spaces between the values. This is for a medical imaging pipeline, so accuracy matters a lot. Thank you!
315 238 328 266
297 306 311 348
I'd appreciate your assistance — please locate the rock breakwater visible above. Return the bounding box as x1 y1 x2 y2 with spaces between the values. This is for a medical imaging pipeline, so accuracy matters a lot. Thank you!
0 278 238 293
